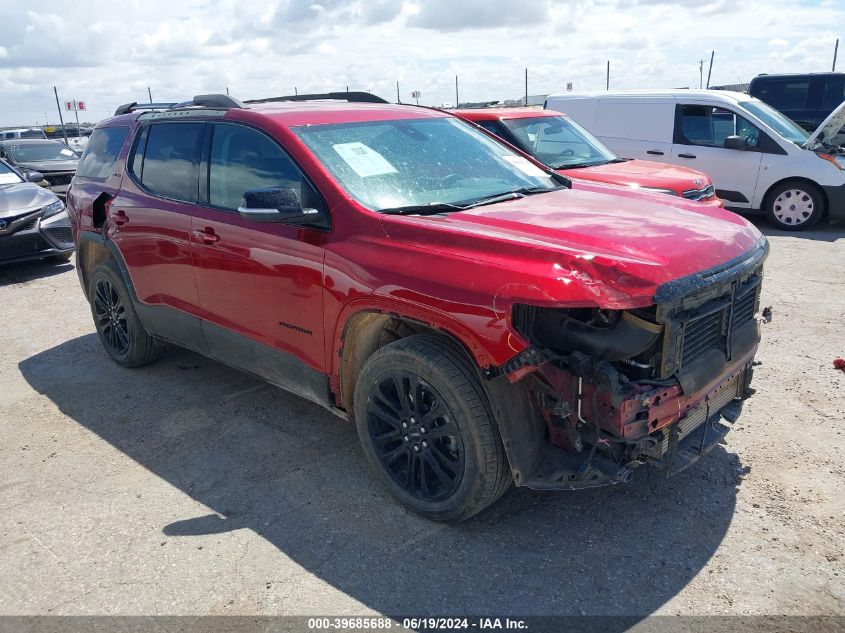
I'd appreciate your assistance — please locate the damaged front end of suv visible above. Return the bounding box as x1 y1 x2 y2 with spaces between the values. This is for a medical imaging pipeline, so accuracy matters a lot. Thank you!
489 238 770 491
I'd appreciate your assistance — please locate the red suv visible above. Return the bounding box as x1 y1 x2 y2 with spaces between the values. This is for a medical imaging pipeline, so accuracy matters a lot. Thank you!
67 93 767 522
453 108 724 206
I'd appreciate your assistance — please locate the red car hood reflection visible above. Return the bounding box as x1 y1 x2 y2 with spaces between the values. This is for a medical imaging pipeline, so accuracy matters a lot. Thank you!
380 187 762 303
565 159 711 194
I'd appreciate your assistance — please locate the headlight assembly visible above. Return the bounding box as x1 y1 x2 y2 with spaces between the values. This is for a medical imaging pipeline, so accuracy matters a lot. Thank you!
41 200 66 219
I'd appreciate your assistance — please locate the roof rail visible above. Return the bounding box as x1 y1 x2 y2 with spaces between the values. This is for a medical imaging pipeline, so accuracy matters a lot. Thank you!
244 91 389 105
114 94 245 116
114 102 178 116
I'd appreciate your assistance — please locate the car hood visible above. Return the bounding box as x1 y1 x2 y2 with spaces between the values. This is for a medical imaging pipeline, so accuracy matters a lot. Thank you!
562 159 710 193
0 182 58 218
379 186 762 308
803 99 845 149
15 160 78 173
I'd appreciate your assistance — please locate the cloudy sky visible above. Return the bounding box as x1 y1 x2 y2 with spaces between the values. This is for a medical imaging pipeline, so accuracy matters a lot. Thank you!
0 0 843 126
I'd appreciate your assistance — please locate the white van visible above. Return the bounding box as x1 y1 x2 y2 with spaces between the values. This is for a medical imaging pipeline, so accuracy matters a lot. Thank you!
0 128 47 140
545 90 845 230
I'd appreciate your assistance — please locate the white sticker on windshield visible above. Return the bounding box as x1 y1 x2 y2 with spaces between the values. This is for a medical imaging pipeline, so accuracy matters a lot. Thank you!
502 155 547 178
60 148 75 157
0 173 20 185
332 142 397 178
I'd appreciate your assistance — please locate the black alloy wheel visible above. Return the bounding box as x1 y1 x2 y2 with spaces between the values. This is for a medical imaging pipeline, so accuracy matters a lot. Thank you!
88 260 162 367
93 277 130 356
366 371 465 501
353 334 512 522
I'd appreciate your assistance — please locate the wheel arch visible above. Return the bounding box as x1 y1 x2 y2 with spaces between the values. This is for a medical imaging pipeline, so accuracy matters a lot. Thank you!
335 310 547 487
76 233 139 302
335 309 483 415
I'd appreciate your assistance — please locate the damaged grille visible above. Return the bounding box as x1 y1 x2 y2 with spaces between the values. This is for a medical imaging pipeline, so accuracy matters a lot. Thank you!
642 372 741 459
674 274 761 373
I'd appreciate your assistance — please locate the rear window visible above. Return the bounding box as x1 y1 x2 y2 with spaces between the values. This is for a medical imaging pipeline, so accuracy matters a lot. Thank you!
131 122 203 202
76 127 129 179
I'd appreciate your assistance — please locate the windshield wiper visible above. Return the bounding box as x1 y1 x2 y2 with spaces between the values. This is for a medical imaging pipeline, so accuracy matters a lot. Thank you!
551 161 607 170
379 202 466 215
462 186 558 209
380 187 559 215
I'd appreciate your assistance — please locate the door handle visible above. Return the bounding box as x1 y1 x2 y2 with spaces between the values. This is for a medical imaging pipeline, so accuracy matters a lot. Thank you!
646 150 664 156
677 153 697 159
111 210 128 226
192 228 220 244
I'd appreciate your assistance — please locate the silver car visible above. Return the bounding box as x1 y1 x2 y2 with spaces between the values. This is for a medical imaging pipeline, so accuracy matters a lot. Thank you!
0 159 74 265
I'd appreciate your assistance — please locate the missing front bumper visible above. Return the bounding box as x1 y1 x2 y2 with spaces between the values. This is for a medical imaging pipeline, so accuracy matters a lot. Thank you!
520 375 747 491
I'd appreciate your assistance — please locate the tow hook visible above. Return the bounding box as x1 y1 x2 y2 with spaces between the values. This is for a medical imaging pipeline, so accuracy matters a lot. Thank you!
761 306 773 323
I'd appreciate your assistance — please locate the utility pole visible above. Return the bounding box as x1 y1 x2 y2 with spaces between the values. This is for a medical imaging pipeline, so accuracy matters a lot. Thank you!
706 50 714 89
834 38 839 72
699 59 704 88
294 86 298 95
226 86 229 96
524 68 528 106
147 86 152 103
53 86 69 146
606 60 610 90
455 75 459 108
396 81 401 104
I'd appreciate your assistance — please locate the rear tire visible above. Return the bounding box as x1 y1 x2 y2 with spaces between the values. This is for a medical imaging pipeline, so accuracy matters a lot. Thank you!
88 260 162 367
765 181 824 230
353 334 511 522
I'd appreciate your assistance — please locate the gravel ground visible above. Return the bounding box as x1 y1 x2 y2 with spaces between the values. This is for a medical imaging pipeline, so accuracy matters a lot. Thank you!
0 221 843 619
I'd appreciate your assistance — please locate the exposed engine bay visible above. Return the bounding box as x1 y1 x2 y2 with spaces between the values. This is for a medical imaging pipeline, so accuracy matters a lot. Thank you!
496 242 771 490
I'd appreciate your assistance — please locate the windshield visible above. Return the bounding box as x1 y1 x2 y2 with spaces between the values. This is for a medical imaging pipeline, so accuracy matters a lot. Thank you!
292 117 559 212
500 115 619 169
0 160 23 185
740 100 809 145
5 142 79 162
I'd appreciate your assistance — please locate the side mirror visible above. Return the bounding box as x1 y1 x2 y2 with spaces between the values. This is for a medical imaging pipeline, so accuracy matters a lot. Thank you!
24 170 44 182
724 135 747 150
238 186 320 224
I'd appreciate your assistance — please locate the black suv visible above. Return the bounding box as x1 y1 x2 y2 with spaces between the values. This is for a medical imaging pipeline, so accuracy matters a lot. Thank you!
748 72 845 141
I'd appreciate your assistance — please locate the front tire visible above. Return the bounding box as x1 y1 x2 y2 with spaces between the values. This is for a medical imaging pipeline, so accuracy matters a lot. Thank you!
88 260 162 367
765 181 824 230
353 334 511 522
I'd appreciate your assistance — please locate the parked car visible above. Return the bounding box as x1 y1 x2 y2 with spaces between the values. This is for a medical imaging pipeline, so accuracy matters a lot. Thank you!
0 139 80 198
45 125 93 155
748 72 845 144
453 107 722 206
546 90 845 230
68 93 767 521
0 158 74 264
0 128 48 140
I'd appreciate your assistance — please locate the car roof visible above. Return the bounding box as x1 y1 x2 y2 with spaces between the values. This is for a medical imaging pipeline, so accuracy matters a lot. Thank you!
546 89 754 104
101 101 451 129
452 107 560 121
0 138 65 145
752 72 845 79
